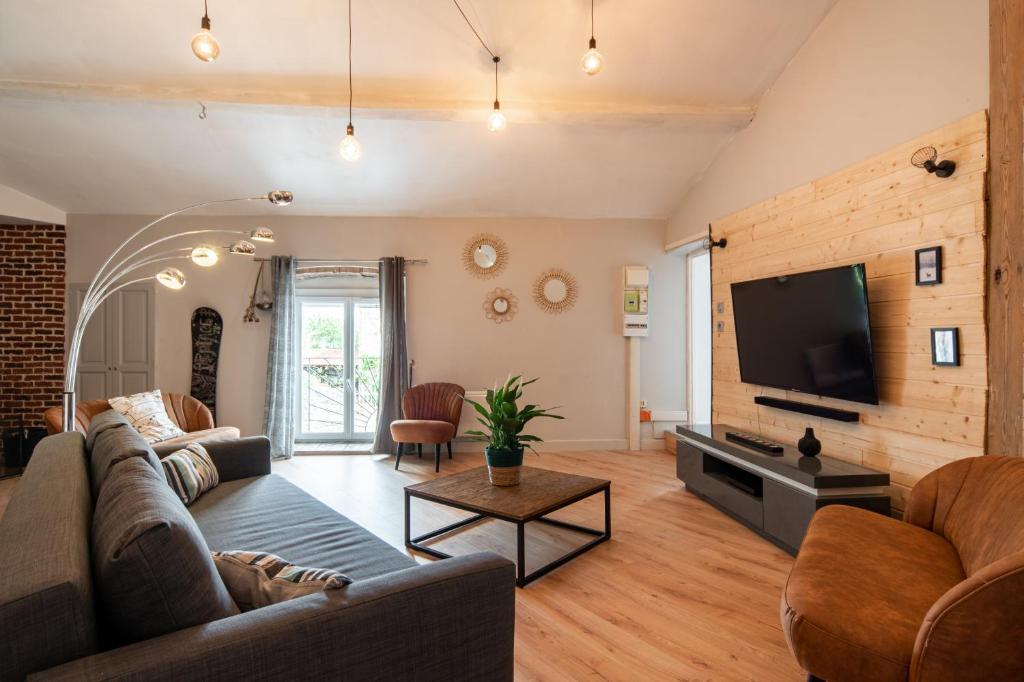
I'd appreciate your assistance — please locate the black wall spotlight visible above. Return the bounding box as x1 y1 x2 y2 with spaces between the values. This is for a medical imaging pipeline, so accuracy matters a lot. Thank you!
702 236 727 250
911 146 956 178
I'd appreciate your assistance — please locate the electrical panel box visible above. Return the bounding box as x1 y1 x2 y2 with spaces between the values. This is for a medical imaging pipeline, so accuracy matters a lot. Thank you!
623 265 649 336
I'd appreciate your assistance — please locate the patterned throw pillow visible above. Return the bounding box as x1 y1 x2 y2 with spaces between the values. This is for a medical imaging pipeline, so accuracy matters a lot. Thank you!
212 551 353 611
108 389 186 444
161 442 219 505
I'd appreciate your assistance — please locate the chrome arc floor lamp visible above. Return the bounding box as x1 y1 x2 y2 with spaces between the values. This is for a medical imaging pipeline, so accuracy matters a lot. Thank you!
61 190 294 432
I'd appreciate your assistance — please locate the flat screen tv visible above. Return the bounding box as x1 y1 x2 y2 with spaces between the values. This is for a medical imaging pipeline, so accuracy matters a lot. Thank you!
730 264 879 405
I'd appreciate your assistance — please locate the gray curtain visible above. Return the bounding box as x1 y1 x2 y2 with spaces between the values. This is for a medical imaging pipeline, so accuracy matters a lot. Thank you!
263 256 297 460
372 257 409 455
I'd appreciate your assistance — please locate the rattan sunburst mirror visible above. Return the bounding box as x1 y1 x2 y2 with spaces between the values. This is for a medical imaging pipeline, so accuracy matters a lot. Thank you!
533 268 578 314
462 233 509 279
484 288 518 324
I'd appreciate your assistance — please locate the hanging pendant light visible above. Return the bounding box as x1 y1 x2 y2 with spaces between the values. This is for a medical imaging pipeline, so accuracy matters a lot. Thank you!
487 56 507 132
339 0 362 161
451 1 507 133
581 0 603 75
191 0 221 62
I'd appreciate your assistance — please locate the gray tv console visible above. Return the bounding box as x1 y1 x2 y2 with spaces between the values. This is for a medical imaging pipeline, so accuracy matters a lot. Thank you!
675 424 890 554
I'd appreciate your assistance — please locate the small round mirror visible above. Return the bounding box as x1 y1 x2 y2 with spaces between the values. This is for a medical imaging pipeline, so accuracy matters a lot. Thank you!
474 244 498 269
542 278 568 303
492 297 509 314
463 234 508 278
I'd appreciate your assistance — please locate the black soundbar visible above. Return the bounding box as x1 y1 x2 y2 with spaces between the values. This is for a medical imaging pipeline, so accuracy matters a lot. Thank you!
753 396 860 422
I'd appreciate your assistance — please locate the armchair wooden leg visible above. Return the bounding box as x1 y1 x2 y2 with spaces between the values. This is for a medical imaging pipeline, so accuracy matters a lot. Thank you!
434 443 441 472
447 441 453 459
395 443 403 471
417 443 422 459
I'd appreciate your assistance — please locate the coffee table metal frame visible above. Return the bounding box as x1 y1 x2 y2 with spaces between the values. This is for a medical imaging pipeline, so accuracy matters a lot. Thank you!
404 482 611 588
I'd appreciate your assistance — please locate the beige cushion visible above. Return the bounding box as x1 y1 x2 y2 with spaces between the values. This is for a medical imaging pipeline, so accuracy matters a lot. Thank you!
152 426 242 455
108 389 186 444
212 550 352 611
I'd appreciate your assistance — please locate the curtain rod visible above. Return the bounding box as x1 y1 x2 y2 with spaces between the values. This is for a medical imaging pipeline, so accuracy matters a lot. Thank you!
253 257 428 265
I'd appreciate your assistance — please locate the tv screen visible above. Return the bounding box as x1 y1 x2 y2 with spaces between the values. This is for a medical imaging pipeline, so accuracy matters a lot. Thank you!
730 264 879 405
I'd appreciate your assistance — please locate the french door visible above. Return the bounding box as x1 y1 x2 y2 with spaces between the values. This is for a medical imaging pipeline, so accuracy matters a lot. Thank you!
295 296 381 442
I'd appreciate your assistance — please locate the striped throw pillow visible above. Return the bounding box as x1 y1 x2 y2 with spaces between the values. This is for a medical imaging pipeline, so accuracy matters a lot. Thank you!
212 551 352 611
108 389 186 444
161 442 219 505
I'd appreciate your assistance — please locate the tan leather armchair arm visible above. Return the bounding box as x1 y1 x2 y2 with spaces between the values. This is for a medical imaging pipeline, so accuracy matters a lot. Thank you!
910 553 1024 682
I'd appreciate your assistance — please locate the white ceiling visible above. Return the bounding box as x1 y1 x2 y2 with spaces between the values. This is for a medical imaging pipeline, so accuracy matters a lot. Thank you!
0 0 836 218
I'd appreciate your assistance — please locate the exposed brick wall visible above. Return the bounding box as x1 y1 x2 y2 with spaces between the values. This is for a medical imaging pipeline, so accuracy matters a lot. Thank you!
0 224 66 436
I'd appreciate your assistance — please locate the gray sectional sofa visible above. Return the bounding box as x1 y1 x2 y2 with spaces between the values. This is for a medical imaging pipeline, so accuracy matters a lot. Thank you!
0 412 515 681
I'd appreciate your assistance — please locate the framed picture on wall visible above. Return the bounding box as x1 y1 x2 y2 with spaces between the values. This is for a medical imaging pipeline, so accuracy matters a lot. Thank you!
915 246 943 285
930 327 960 367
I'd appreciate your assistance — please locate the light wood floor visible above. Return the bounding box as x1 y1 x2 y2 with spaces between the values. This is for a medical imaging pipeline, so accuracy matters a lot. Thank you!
275 450 801 681
0 450 801 680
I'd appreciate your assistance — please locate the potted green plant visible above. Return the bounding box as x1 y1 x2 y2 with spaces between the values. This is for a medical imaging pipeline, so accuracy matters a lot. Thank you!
462 375 564 486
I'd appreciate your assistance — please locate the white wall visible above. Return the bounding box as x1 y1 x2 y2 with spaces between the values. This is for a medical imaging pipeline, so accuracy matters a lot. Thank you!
0 184 66 224
66 215 685 449
667 0 988 242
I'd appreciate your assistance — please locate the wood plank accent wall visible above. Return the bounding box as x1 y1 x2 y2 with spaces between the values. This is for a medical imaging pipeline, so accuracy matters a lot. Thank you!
710 111 989 511
987 0 1024 457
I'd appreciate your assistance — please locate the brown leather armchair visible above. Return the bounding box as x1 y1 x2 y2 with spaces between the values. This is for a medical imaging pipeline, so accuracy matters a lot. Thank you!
43 392 240 454
390 382 465 472
782 456 1024 682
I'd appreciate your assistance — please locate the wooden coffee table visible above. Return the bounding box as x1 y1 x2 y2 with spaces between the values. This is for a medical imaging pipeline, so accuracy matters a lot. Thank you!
404 466 611 587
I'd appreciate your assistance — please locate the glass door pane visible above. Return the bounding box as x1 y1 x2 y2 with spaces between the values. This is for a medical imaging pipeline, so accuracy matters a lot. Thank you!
352 301 381 435
300 301 346 435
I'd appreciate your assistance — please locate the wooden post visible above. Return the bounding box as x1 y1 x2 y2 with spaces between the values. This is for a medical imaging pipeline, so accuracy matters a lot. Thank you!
987 0 1024 456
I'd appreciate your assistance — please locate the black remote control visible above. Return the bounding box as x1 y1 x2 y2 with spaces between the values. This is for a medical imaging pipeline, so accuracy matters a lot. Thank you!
725 431 784 454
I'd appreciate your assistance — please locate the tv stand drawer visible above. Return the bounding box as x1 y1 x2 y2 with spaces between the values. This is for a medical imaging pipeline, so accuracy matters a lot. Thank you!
678 443 764 528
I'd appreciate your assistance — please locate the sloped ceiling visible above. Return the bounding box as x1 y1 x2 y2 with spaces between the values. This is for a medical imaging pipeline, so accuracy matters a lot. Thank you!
0 0 836 217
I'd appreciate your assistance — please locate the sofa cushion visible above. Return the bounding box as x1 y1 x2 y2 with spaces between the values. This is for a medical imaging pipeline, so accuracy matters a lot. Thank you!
151 426 242 456
86 410 161 498
92 457 239 642
108 389 186 444
191 474 416 581
161 442 220 505
782 505 964 682
212 550 352 611
0 432 97 680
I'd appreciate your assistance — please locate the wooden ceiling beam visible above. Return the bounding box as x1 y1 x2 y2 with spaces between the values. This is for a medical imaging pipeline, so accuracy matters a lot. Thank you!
0 79 755 130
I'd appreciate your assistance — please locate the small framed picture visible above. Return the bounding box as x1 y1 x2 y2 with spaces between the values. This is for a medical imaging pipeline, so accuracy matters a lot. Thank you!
915 246 943 285
931 327 960 366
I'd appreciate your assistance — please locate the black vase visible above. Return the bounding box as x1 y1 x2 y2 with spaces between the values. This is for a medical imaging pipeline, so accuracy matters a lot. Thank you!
798 427 821 457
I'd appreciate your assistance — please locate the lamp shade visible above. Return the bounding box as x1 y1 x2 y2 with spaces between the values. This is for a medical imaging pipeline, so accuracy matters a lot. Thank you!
267 190 293 206
249 227 275 242
190 244 220 266
229 239 256 255
156 267 187 290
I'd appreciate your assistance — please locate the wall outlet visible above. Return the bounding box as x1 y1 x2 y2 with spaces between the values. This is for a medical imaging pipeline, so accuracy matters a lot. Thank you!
639 399 648 410
716 302 725 314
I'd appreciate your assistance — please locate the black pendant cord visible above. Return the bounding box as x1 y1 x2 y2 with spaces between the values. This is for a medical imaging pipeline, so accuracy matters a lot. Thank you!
452 0 502 106
347 0 353 128
591 0 595 40
452 0 496 58
203 0 209 20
